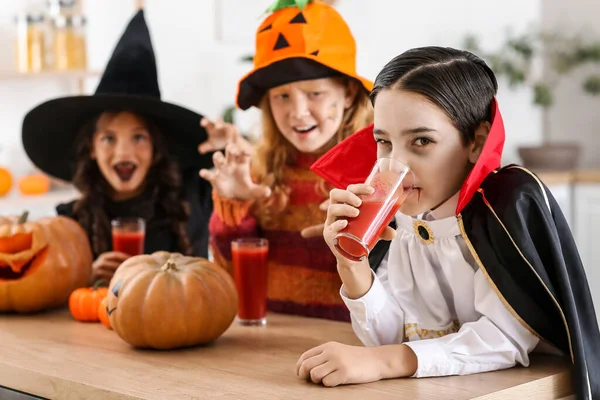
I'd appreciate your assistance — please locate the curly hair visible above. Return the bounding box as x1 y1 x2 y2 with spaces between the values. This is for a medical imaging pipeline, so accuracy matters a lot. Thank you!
251 77 373 221
71 111 191 257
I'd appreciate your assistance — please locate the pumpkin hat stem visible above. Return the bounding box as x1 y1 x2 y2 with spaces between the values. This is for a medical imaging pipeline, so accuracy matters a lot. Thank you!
266 0 311 13
18 211 29 224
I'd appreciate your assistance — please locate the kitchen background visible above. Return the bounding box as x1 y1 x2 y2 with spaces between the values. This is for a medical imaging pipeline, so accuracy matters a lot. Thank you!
0 0 599 315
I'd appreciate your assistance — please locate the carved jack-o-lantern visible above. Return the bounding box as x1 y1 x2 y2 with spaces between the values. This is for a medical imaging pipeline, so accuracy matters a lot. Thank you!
0 212 93 313
236 0 372 110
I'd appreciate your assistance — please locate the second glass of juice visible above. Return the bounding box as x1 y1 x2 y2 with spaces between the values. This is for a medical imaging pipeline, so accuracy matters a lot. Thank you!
111 218 145 256
231 238 269 326
334 158 413 262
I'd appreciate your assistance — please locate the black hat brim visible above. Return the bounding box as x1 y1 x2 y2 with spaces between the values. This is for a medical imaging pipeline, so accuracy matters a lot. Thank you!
22 94 213 182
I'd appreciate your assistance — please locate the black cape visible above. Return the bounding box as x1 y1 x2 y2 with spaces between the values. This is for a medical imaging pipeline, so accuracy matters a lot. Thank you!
312 98 600 399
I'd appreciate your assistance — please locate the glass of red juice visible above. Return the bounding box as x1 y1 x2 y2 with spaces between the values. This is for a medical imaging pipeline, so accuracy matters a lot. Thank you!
231 238 269 326
111 218 145 256
334 158 414 262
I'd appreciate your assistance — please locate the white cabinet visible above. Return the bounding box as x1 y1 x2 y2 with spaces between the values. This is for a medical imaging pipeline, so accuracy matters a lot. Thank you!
574 184 600 268
546 183 573 229
574 183 600 321
543 182 600 323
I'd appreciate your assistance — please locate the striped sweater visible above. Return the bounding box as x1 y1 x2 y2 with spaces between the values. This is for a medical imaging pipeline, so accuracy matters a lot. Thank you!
208 154 350 322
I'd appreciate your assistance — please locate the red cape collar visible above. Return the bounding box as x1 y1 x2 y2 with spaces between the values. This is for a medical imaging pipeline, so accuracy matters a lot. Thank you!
310 97 505 214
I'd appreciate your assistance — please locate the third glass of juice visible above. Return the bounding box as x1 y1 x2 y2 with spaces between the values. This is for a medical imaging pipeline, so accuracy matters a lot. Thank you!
231 238 269 326
334 158 413 262
111 218 145 256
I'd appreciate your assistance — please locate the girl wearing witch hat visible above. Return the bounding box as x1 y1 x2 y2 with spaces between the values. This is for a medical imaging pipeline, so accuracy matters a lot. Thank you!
296 47 600 398
200 0 373 322
22 10 220 283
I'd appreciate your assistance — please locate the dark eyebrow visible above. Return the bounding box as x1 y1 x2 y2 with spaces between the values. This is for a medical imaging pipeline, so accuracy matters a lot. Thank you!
373 128 388 136
402 127 436 135
373 127 436 136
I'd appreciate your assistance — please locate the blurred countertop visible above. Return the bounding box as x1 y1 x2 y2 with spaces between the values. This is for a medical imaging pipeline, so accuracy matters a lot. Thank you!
0 188 80 219
534 169 600 185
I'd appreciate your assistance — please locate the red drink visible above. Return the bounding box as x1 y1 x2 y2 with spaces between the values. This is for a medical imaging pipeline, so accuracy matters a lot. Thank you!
336 201 401 260
111 218 145 256
112 231 145 256
334 158 414 262
231 238 269 326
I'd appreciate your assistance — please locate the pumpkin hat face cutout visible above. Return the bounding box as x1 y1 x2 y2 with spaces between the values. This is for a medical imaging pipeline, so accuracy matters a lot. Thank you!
0 212 93 313
236 0 373 110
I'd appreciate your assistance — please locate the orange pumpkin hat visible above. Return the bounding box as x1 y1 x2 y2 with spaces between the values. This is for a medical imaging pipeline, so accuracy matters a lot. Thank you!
236 0 372 110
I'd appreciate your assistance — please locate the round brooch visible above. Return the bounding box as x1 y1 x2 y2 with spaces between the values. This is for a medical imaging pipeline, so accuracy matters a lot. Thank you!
413 220 434 245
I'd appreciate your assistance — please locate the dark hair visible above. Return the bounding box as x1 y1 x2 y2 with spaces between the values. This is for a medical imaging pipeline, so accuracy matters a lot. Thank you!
71 111 191 257
370 46 498 144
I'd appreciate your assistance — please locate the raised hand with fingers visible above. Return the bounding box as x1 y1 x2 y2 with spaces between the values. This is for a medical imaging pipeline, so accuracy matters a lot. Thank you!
199 141 271 201
198 117 249 155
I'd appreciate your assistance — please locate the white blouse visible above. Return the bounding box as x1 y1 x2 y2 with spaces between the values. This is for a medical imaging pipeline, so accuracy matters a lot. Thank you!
341 193 551 378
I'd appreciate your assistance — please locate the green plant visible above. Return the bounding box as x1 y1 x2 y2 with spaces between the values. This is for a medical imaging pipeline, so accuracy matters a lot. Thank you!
464 29 600 142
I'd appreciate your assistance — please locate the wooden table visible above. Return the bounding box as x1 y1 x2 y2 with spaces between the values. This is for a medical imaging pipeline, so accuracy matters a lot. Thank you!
0 310 572 400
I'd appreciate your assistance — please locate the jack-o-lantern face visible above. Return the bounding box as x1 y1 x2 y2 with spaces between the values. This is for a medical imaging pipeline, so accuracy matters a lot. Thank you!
105 278 122 317
0 212 93 313
236 0 372 110
0 213 46 280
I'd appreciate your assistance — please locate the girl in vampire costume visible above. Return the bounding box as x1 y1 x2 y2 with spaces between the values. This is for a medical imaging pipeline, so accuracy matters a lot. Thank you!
295 46 599 399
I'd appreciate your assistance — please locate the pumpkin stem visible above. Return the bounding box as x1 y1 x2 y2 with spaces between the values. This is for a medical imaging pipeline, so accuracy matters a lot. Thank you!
162 261 179 272
18 211 29 224
93 279 108 290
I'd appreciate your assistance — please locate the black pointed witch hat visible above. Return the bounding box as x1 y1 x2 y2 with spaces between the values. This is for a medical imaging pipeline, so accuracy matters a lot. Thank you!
22 10 211 182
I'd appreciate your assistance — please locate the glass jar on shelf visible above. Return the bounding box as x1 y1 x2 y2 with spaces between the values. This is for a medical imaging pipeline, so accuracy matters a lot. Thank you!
47 0 77 18
53 14 87 71
14 13 47 73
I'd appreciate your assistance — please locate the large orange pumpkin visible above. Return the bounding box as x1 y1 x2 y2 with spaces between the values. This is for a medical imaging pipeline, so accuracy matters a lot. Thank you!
0 212 93 313
0 167 12 197
106 251 238 349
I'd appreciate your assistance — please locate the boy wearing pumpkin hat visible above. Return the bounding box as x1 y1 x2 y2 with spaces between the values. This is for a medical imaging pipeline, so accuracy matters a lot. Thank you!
22 10 223 283
294 46 600 399
200 0 373 321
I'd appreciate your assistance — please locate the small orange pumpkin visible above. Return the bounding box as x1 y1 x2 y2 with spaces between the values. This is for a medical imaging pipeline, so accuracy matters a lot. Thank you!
0 168 12 197
0 211 93 313
106 251 238 349
18 174 50 196
98 297 112 329
69 280 108 322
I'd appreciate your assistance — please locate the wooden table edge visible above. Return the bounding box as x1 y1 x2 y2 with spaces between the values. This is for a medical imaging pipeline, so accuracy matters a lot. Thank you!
0 360 141 400
472 369 572 400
